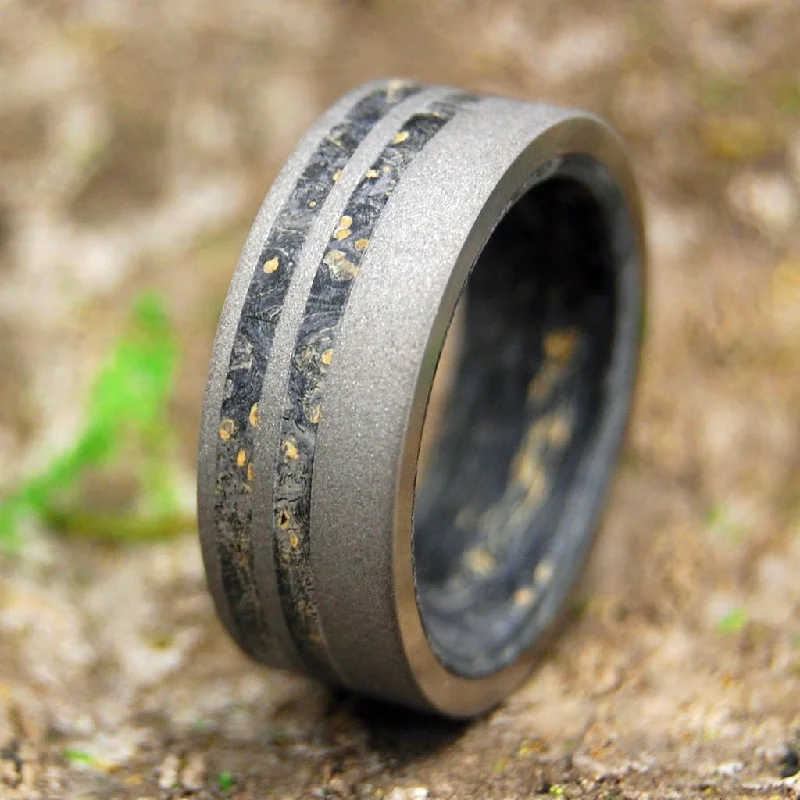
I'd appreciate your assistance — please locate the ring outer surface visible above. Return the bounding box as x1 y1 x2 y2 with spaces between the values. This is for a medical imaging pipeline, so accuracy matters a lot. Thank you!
197 80 646 719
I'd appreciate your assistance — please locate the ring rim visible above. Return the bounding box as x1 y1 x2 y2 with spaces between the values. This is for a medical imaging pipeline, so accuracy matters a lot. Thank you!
393 116 645 717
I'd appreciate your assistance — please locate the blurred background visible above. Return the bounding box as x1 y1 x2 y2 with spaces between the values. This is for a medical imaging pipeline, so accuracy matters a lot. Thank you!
1 1 799 798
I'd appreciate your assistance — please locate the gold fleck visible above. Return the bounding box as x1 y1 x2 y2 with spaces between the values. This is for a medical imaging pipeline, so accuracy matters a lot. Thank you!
514 586 537 607
283 439 299 460
332 215 353 241
247 462 255 481
263 256 279 274
547 411 572 447
543 329 579 363
219 419 236 440
332 170 342 182
354 238 369 251
277 509 291 529
289 533 300 548
309 200 317 208
465 547 495 575
365 169 380 179
324 250 358 280
236 449 247 467
249 403 260 428
512 448 547 502
526 471 548 506
321 348 334 366
393 130 410 144
528 362 561 402
308 404 321 425
334 259 358 279
534 560 554 587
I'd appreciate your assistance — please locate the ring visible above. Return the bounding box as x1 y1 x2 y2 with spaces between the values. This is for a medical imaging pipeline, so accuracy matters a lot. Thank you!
197 79 645 718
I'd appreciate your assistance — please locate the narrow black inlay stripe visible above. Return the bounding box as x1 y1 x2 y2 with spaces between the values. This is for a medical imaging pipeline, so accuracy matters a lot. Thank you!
272 93 476 677
214 82 422 661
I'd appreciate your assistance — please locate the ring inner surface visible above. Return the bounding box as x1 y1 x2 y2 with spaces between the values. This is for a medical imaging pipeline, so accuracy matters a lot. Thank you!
413 156 623 678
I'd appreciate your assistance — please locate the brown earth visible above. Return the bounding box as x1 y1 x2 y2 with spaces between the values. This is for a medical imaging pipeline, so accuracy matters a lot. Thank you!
1 1 800 798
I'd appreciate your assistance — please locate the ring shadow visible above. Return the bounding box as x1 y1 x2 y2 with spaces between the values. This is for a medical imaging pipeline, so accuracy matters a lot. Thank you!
312 591 590 772
338 691 470 769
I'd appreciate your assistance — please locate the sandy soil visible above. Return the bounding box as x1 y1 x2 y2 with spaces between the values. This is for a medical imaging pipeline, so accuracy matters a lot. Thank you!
1 1 800 797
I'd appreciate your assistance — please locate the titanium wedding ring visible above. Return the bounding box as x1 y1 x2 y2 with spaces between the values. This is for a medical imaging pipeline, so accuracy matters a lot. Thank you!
197 79 645 718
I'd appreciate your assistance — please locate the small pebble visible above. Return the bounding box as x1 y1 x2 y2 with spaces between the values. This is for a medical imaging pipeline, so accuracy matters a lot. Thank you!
156 752 180 791
727 172 799 236
573 752 611 779
180 752 206 792
0 758 19 788
326 776 348 796
386 788 429 800
717 761 743 777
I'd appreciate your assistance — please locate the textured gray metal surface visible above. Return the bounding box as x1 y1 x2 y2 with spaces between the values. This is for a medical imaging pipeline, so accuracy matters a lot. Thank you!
197 79 645 718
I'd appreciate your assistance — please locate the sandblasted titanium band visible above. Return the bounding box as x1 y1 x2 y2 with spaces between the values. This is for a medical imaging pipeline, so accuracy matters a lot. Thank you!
197 79 645 718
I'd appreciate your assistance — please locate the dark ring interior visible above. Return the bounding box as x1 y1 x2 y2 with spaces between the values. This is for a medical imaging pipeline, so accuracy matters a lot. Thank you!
413 155 636 679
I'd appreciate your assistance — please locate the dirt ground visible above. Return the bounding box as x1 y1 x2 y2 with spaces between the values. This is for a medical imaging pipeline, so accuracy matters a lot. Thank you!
1 1 800 798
